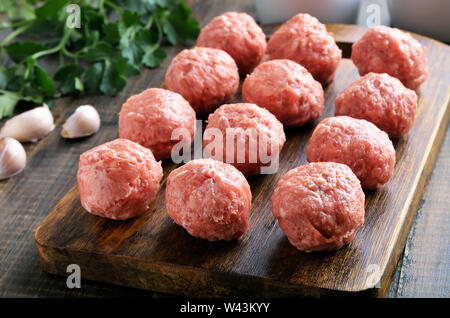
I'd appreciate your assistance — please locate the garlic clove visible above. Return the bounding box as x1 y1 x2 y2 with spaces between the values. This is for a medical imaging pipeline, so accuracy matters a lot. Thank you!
0 137 26 180
61 105 100 139
0 104 55 142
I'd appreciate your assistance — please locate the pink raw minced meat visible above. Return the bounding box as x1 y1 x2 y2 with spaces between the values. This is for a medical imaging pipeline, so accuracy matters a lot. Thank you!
165 158 252 241
306 116 395 190
266 13 341 85
203 103 286 176
242 59 324 127
165 47 239 114
196 12 267 75
351 26 427 90
271 162 365 252
77 139 163 220
119 88 196 160
335 72 417 138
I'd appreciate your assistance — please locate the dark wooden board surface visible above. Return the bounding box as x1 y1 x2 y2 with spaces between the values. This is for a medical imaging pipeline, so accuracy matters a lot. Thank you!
33 19 450 297
0 0 448 298
387 130 450 298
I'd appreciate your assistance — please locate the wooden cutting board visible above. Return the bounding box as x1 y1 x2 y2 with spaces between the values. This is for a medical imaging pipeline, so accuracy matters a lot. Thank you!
34 24 450 297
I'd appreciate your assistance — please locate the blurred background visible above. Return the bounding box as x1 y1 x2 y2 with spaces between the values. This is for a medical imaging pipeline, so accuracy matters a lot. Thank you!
255 0 450 42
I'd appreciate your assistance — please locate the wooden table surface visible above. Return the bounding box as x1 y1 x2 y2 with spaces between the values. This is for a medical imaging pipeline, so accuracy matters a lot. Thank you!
0 0 448 298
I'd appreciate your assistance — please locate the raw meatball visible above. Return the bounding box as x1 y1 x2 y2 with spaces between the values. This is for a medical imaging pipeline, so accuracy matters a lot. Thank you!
165 47 239 114
351 26 427 90
119 88 196 160
307 116 395 189
266 13 342 85
271 162 365 252
196 12 267 75
203 103 286 176
335 73 417 138
77 139 163 220
242 59 324 127
165 158 251 241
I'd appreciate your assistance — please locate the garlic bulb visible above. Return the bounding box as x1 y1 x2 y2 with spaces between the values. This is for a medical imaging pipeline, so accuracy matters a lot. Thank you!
61 105 100 138
0 104 55 142
0 137 26 180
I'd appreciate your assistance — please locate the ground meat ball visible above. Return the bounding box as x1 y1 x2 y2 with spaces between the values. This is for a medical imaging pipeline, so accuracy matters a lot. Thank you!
271 162 365 252
165 47 239 114
306 116 395 189
119 88 196 160
77 139 163 220
242 59 324 127
165 158 251 241
196 12 266 75
351 26 427 90
266 13 341 85
203 103 286 176
335 73 417 138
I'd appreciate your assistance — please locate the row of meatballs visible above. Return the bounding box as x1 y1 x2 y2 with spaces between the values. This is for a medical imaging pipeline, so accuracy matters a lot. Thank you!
77 12 427 252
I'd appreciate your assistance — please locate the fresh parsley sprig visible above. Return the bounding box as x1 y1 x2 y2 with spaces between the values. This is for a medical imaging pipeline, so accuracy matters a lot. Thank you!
0 0 199 119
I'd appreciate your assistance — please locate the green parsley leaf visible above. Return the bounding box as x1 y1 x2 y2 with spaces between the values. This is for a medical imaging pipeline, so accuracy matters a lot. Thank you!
0 94 19 118
143 48 167 68
54 64 85 95
100 59 127 96
84 62 104 95
122 10 142 27
102 23 120 45
83 41 118 62
34 0 69 19
34 64 56 96
0 0 199 118
4 42 48 63
162 20 178 45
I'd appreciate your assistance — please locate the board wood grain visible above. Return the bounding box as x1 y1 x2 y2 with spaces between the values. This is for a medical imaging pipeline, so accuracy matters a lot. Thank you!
388 128 450 298
34 24 450 297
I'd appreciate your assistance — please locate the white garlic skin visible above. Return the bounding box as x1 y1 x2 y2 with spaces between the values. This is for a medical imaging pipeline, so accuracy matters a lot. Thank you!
0 104 55 142
61 105 100 139
0 137 26 180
